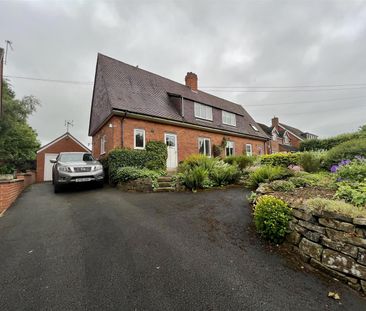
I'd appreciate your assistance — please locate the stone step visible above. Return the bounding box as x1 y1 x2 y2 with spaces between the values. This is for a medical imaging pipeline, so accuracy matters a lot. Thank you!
158 181 172 188
157 176 173 182
154 187 175 192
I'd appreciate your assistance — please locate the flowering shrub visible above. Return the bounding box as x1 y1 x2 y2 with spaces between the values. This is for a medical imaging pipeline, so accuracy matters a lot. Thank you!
335 158 366 182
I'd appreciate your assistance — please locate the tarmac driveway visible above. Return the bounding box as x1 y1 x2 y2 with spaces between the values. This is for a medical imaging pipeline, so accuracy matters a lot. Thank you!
0 183 365 310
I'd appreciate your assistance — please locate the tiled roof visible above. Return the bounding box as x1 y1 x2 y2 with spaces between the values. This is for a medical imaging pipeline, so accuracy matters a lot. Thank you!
279 123 306 139
89 53 269 140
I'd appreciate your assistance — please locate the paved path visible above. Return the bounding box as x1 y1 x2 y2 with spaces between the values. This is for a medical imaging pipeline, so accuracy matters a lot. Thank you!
0 183 365 310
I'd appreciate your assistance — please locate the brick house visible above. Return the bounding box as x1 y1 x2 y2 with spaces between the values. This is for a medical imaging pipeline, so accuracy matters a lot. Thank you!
88 54 269 169
36 132 90 182
258 117 317 153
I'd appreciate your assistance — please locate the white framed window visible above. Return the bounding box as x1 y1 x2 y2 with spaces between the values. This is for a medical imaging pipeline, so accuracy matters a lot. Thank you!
134 129 145 149
225 141 235 156
198 137 211 156
194 102 213 121
222 111 236 126
272 132 277 141
284 133 290 145
245 144 253 156
100 135 106 155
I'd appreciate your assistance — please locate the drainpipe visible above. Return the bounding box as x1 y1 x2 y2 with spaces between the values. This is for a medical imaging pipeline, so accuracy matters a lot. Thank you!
120 113 126 148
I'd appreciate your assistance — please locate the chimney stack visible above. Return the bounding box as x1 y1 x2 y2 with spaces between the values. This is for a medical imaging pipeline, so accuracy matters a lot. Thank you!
185 72 198 91
272 117 279 128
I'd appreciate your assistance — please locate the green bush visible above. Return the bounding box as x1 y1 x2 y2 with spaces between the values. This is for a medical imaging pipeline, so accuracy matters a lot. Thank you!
179 166 210 190
209 161 240 186
108 140 167 181
247 165 293 189
306 197 366 218
112 166 161 183
337 160 366 182
300 130 365 151
224 155 254 171
335 182 366 207
323 138 366 168
269 180 296 192
260 153 300 167
253 195 292 243
288 176 314 187
178 154 216 172
299 151 322 173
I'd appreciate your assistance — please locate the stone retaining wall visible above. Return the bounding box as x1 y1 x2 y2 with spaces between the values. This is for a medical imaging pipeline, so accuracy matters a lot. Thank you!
286 206 366 293
117 178 153 192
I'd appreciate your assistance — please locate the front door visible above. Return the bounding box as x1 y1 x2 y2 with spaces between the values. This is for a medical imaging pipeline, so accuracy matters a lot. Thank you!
165 133 178 169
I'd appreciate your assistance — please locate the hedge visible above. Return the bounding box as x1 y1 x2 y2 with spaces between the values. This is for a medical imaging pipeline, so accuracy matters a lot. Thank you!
260 153 300 167
107 141 167 181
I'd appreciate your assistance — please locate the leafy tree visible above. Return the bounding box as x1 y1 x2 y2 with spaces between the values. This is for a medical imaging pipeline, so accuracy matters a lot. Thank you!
0 81 40 173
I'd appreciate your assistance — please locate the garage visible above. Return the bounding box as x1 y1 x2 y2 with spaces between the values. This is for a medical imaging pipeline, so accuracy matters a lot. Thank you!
36 132 90 182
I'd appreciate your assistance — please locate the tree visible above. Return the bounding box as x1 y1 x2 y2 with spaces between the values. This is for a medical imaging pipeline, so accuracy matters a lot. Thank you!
0 81 40 173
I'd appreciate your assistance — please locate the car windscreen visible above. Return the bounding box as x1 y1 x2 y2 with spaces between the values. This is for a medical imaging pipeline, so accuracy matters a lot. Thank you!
58 153 95 162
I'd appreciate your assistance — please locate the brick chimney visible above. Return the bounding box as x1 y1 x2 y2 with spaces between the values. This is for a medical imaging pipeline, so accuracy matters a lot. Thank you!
185 72 198 91
272 117 279 128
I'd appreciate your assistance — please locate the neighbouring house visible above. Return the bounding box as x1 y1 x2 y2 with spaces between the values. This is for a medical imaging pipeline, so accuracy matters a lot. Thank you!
36 132 90 182
88 54 269 169
0 47 4 116
258 117 317 153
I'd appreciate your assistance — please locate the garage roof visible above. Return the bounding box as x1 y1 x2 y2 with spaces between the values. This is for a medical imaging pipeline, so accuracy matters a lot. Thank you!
37 132 90 154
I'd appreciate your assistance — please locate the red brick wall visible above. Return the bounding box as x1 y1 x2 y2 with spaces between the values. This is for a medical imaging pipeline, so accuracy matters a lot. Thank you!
0 180 24 213
92 116 266 161
37 136 89 182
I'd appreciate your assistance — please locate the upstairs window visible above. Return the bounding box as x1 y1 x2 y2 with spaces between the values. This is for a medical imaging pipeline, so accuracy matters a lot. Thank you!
100 135 106 155
194 102 213 121
245 144 253 156
225 141 235 156
222 111 236 126
134 129 145 149
284 134 290 145
198 137 211 156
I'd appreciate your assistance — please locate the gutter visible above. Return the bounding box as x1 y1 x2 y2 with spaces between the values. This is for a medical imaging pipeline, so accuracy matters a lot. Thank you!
112 109 270 142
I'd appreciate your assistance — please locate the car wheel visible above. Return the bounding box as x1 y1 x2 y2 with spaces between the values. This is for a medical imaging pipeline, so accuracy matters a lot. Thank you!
54 184 61 193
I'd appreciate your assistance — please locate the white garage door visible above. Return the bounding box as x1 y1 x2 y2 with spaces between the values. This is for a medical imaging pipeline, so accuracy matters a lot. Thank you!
44 153 58 181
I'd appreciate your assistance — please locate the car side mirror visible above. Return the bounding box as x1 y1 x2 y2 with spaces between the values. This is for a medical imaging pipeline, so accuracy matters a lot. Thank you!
50 159 57 164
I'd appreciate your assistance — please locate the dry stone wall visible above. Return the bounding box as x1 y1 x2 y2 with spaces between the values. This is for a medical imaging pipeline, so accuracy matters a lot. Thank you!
287 206 366 293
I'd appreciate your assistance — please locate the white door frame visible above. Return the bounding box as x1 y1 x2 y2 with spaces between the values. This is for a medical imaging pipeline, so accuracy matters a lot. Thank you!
44 153 58 181
164 133 178 169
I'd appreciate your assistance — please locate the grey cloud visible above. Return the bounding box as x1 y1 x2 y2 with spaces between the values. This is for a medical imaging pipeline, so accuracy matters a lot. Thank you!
1 0 365 146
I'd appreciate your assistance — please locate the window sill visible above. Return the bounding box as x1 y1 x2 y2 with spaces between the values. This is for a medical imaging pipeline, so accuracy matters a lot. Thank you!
195 117 213 122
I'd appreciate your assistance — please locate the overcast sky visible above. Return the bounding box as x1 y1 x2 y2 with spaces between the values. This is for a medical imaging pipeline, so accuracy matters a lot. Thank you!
1 0 366 146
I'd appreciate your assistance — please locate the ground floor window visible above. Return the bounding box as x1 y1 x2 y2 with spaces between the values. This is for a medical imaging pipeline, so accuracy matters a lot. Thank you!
100 135 106 155
245 143 253 156
198 137 211 156
134 129 145 149
225 141 235 156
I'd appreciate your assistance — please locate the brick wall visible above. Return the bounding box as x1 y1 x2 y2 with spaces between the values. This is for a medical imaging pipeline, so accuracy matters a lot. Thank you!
37 136 90 182
0 179 25 213
92 116 267 161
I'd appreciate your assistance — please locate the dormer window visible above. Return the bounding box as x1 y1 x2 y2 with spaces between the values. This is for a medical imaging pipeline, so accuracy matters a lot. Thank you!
194 102 213 121
222 111 236 126
272 132 277 141
284 133 290 145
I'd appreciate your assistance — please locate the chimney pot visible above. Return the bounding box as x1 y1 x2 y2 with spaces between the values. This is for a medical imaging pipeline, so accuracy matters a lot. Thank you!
185 72 198 91
272 117 279 128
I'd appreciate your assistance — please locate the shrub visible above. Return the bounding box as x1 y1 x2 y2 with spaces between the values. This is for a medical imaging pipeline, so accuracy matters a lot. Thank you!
288 176 314 187
247 165 293 189
253 195 292 243
112 166 161 183
336 159 366 182
335 182 366 207
179 166 210 190
224 155 254 171
260 153 300 167
108 140 167 181
323 138 366 168
269 180 296 192
306 197 366 218
209 161 240 186
299 152 322 173
178 154 216 172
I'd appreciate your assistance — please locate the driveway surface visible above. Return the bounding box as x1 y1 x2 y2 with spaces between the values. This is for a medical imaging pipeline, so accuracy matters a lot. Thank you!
0 183 365 311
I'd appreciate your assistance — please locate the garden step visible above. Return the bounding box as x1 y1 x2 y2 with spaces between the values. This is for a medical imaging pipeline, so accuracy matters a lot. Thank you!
158 181 172 188
155 187 175 192
157 176 173 182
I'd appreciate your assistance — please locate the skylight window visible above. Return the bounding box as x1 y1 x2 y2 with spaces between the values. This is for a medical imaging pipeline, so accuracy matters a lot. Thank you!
250 124 259 132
